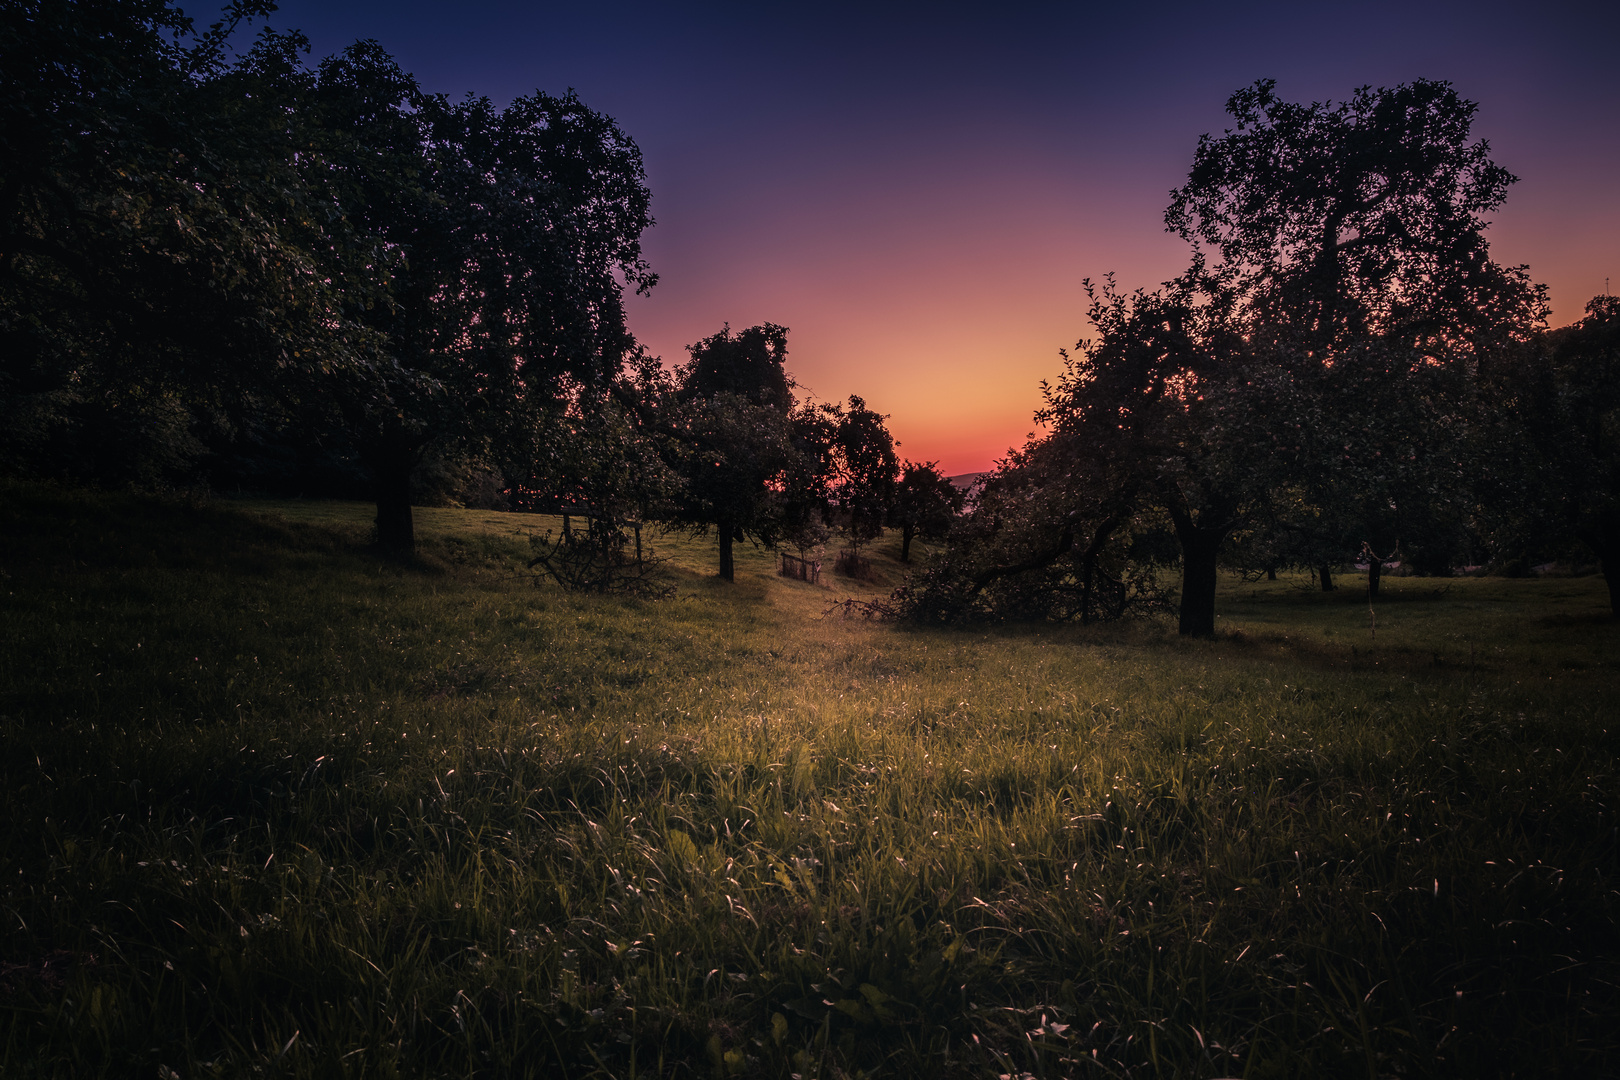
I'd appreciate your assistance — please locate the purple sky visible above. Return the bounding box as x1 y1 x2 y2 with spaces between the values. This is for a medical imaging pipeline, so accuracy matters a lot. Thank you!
259 0 1620 473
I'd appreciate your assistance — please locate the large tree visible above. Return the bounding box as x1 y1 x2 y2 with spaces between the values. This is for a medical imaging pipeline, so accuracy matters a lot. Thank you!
1166 78 1543 361
1037 277 1285 636
1166 78 1546 595
301 45 657 553
917 79 1544 635
0 6 657 549
0 0 365 484
904 280 1207 627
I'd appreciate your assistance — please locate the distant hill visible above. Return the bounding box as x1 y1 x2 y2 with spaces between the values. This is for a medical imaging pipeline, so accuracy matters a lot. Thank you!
947 472 985 492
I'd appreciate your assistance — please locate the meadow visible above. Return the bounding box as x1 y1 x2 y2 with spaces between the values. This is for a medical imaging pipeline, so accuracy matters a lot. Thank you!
1 482 1615 1078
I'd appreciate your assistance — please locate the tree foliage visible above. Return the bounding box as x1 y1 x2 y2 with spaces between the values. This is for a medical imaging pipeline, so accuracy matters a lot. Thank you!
889 460 963 562
1165 79 1546 598
1 3 659 559
828 395 900 555
1166 78 1543 359
662 324 800 581
0 0 366 484
897 430 1171 625
295 45 657 552
914 79 1548 633
1480 295 1620 614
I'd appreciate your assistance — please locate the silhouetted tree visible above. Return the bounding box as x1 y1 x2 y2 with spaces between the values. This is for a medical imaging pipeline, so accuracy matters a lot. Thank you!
303 46 656 554
1167 78 1546 596
777 400 842 558
1167 78 1543 360
0 7 658 553
890 460 964 562
667 324 798 581
0 0 368 485
679 323 794 411
1037 276 1287 635
897 425 1169 625
1480 296 1620 615
830 396 900 557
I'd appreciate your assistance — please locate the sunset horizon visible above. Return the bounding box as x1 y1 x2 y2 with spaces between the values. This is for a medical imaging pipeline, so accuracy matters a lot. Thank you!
265 0 1619 475
7 3 1619 1072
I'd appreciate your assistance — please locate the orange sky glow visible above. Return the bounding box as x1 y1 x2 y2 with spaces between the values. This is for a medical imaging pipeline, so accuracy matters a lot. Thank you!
270 1 1620 476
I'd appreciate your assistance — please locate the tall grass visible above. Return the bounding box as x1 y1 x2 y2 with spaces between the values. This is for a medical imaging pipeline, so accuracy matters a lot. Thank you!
2 481 1615 1077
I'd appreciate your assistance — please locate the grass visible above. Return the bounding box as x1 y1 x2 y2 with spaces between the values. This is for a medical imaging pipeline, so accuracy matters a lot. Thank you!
1 480 1616 1078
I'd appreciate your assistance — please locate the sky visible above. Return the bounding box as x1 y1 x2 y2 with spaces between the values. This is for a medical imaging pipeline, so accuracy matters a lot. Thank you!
259 0 1620 475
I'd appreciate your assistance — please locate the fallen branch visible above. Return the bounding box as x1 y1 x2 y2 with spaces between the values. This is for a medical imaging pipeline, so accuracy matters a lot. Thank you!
821 594 902 621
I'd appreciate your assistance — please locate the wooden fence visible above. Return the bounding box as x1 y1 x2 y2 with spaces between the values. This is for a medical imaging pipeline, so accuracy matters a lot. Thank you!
834 549 876 582
780 552 822 584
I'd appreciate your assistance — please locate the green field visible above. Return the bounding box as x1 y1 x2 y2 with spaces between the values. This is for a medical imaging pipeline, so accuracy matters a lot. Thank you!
2 483 1616 1078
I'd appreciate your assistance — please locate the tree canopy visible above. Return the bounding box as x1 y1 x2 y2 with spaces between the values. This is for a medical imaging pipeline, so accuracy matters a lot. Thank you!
298 45 657 552
828 395 900 555
0 0 365 483
1166 78 1544 359
890 460 963 562
912 79 1553 633
1 2 659 557
663 324 801 580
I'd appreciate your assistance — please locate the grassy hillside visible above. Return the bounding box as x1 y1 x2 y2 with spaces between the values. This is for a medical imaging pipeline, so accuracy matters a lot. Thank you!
1 482 1616 1078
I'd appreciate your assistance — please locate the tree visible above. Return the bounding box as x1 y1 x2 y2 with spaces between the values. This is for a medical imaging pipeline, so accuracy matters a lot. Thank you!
261 42 655 554
667 324 798 581
829 396 900 556
0 8 657 551
1039 276 1288 636
898 427 1169 626
0 1 366 485
889 460 964 562
679 323 794 411
904 278 1214 627
1166 78 1543 361
1547 295 1620 613
913 80 1548 635
1166 78 1546 596
778 400 842 558
1482 296 1620 615
1227 335 1482 594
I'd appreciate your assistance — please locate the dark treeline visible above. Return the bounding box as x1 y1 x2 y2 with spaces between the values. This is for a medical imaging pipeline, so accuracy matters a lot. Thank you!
907 79 1620 629
0 0 958 574
3 4 1615 625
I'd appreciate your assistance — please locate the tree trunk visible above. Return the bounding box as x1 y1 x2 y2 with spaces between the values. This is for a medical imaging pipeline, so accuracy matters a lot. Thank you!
1318 563 1335 592
1164 494 1234 638
357 417 422 558
1266 566 1277 581
901 523 915 562
717 516 735 581
1367 556 1381 600
373 455 415 556
1080 553 1096 625
1604 553 1620 620
1580 520 1620 619
1177 528 1222 637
